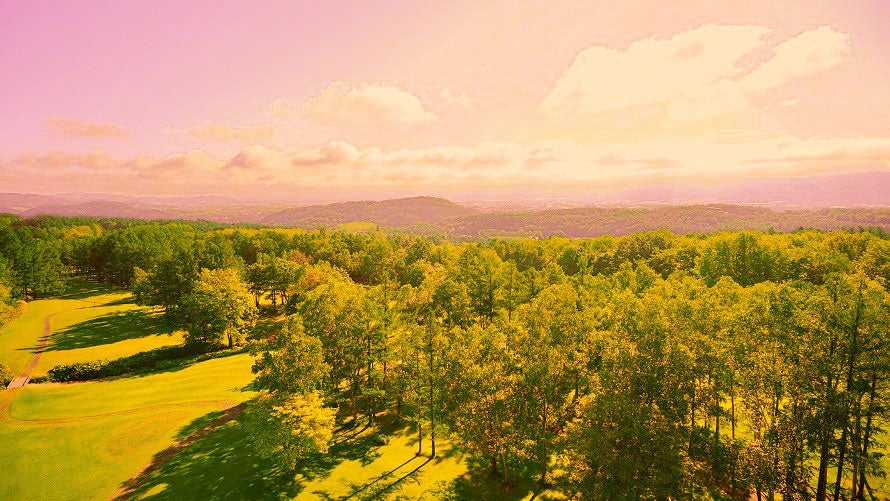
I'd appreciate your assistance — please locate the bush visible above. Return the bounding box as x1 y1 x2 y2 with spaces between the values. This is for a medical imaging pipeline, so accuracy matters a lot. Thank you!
48 360 107 382
47 345 245 382
0 363 14 387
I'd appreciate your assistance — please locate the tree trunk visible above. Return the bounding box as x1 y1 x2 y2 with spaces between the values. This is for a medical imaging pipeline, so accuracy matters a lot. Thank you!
714 375 720 443
540 400 548 485
834 282 865 501
417 420 423 455
429 345 436 457
816 336 839 501
730 380 736 442
856 374 877 499
850 390 864 500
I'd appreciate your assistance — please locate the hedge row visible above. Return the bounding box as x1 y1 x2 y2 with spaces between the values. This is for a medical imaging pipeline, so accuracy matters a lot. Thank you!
47 345 244 382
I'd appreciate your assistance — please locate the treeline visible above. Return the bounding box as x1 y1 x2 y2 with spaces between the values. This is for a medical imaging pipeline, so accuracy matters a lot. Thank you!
1 213 888 499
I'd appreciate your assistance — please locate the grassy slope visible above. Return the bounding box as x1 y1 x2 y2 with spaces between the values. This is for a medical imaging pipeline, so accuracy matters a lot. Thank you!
0 354 256 500
0 298 85 376
128 408 556 501
32 301 183 377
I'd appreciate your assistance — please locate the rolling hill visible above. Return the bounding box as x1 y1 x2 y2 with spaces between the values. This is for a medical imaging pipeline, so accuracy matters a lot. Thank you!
261 196 478 227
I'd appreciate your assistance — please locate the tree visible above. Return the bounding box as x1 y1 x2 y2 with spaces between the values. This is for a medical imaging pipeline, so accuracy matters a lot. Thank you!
179 268 257 350
252 314 329 395
255 392 336 469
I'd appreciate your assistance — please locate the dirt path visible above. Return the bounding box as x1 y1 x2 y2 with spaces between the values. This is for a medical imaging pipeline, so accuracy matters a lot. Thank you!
112 402 246 500
6 316 51 389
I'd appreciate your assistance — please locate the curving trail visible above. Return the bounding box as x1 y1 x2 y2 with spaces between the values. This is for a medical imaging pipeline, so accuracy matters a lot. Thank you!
5 297 110 389
5 315 51 389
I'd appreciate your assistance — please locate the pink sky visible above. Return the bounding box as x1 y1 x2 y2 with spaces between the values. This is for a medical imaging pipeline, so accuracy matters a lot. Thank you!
1 0 889 196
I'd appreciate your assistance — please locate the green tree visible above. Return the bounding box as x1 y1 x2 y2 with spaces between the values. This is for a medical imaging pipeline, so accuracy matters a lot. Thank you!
252 315 329 395
179 268 257 350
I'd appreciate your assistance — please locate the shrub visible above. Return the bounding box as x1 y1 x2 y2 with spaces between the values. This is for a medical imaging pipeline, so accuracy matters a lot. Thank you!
48 360 107 382
0 363 14 387
47 345 245 382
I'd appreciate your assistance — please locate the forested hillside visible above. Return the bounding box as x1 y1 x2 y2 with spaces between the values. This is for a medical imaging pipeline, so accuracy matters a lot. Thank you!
0 214 888 499
261 196 478 227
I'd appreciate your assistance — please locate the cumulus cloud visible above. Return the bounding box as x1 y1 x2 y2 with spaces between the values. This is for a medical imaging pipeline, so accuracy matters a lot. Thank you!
302 81 437 126
268 99 293 118
741 26 852 93
45 117 130 138
541 24 852 126
167 122 276 141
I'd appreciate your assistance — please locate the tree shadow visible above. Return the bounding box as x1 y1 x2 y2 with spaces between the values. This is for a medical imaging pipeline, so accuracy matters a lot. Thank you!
46 309 175 351
429 454 550 501
123 400 402 500
121 402 303 500
56 279 119 300
338 456 433 500
100 296 138 307
84 347 248 383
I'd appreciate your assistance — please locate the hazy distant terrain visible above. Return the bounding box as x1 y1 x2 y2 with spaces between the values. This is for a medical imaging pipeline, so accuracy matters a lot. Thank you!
1 172 888 237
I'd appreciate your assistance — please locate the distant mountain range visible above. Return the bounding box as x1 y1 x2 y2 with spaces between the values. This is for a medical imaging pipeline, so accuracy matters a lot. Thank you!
1 172 887 237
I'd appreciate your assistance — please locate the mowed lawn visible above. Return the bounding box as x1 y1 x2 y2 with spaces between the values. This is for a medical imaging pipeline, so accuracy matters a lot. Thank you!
0 354 256 500
0 282 181 379
32 301 184 378
0 283 256 500
127 406 557 501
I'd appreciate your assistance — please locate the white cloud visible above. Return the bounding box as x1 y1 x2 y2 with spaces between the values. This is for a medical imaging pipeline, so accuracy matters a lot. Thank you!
541 24 852 126
302 81 437 126
436 88 473 110
4 133 887 194
741 26 852 93
268 99 293 118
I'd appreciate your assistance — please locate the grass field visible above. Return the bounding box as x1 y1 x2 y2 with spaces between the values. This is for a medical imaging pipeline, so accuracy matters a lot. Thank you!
32 301 183 377
0 284 257 500
0 354 256 500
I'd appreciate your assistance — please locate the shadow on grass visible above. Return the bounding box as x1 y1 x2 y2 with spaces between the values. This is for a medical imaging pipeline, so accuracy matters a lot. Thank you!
118 402 302 500
123 401 399 500
56 278 119 300
46 309 174 351
339 456 433 500
428 454 555 501
122 405 543 500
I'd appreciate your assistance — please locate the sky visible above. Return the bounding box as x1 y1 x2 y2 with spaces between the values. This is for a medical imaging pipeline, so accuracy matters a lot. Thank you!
1 0 889 197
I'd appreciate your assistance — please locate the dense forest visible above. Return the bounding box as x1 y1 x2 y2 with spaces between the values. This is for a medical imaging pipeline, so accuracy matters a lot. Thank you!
0 213 888 499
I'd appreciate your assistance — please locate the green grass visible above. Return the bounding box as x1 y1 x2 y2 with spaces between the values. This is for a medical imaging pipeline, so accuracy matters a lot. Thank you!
0 285 184 378
1 282 258 500
127 408 556 501
0 354 256 500
33 302 183 377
